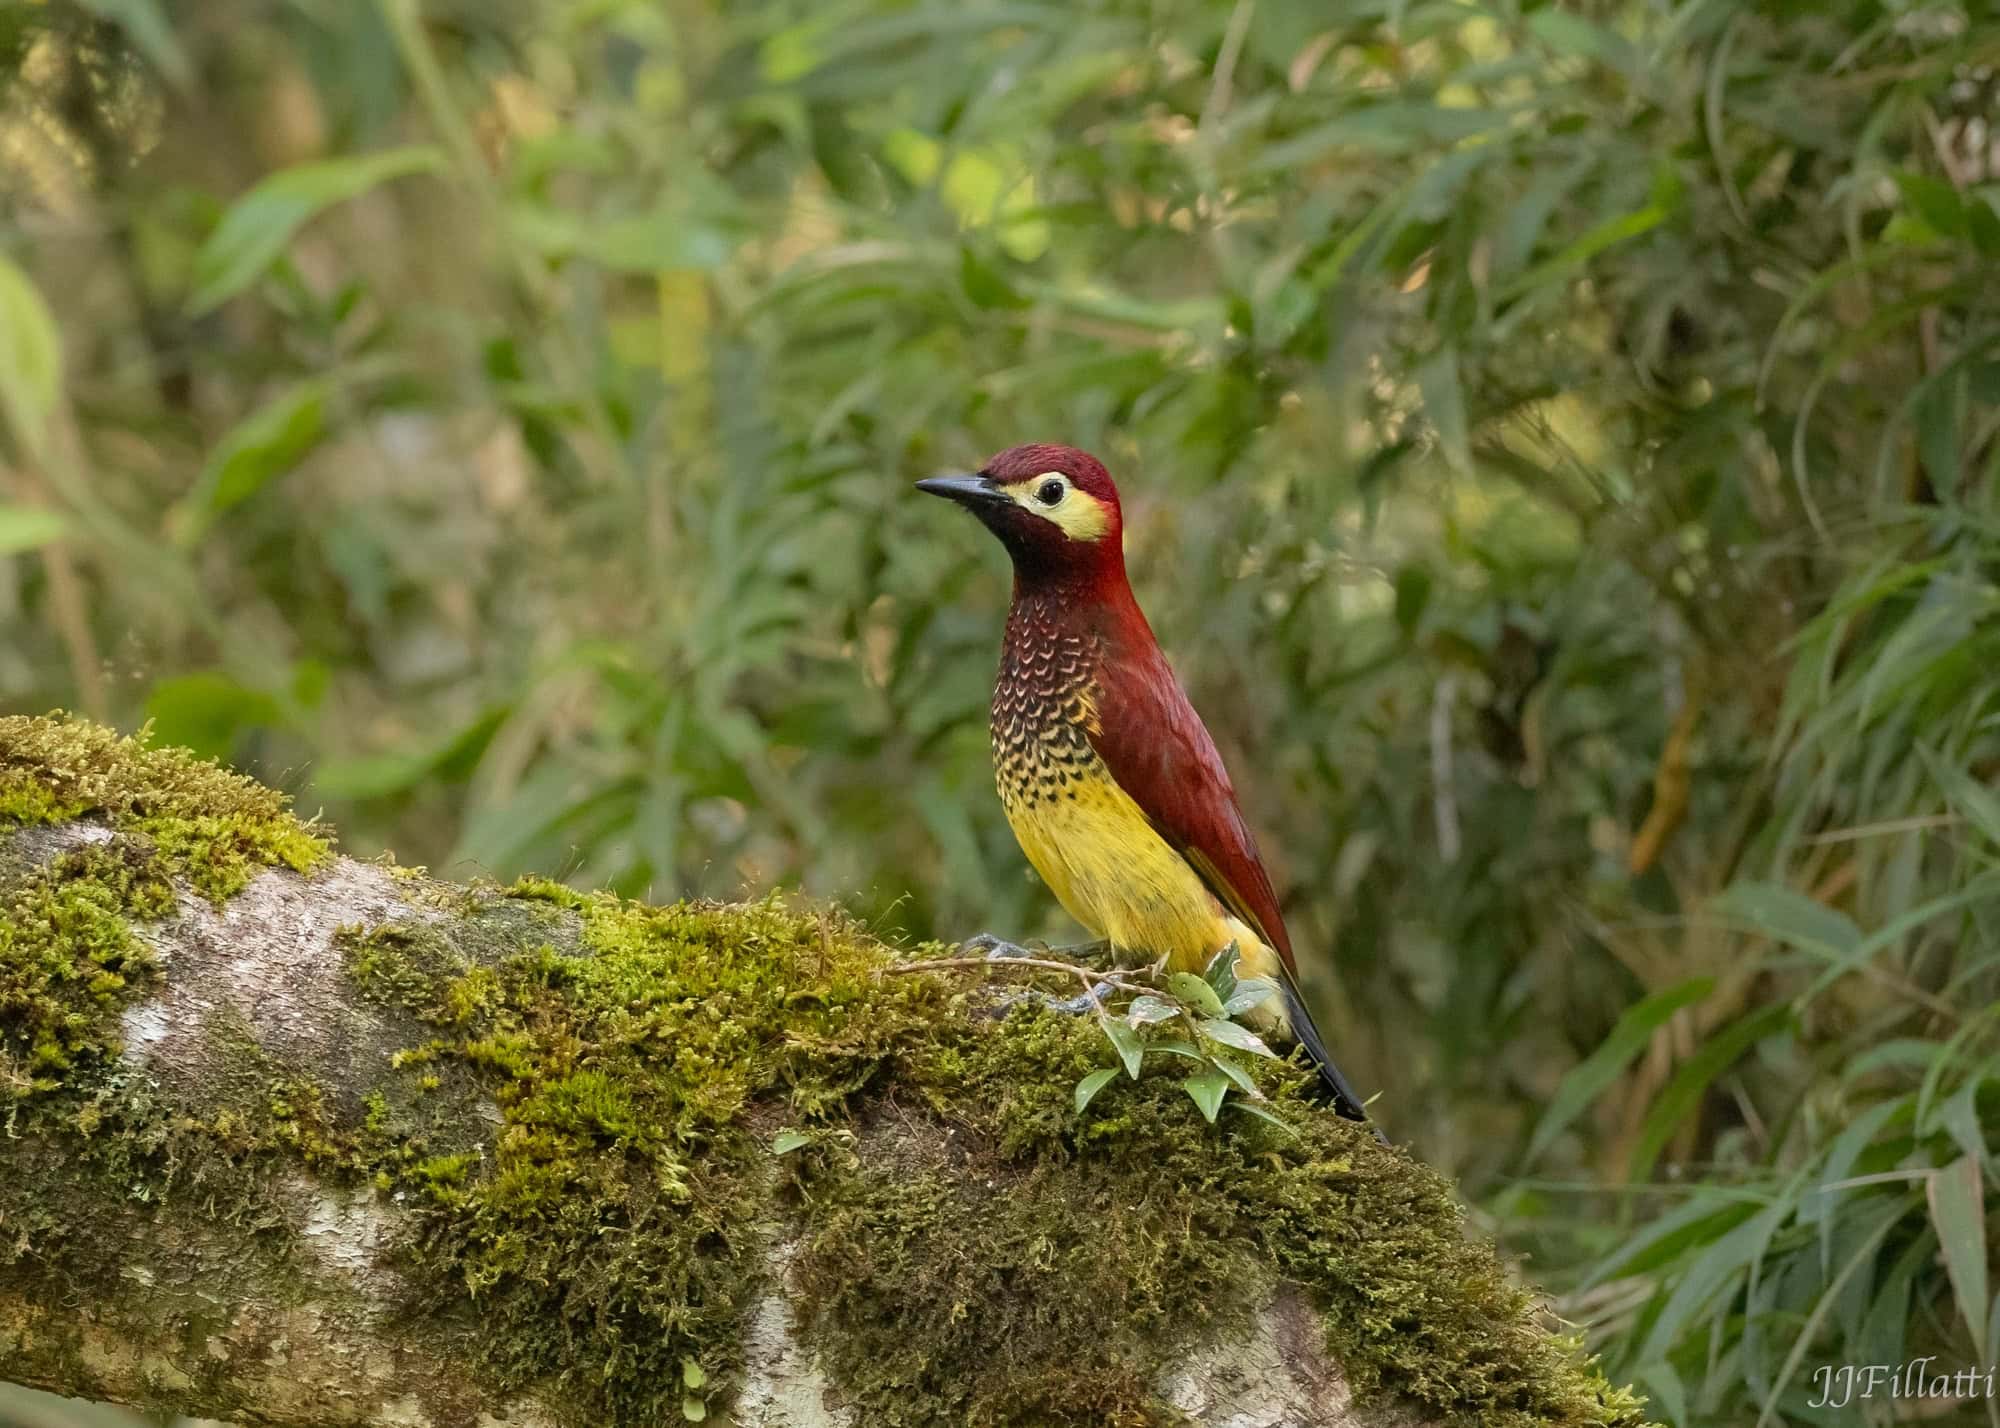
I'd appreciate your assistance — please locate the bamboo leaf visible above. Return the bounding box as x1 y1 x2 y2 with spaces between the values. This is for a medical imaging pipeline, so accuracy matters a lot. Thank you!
1928 1155 1989 1355
1527 978 1714 1165
173 381 331 543
1629 1004 1792 1182
0 505 69 557
1710 882 1860 958
190 148 444 313
1918 743 2000 849
0 254 62 457
1417 344 1471 475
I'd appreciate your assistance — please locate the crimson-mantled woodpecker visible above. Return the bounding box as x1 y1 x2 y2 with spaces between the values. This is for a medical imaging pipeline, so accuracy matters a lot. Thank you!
917 443 1371 1124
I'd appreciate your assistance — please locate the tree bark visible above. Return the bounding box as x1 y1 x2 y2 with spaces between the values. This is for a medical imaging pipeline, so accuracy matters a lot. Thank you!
0 718 1646 1428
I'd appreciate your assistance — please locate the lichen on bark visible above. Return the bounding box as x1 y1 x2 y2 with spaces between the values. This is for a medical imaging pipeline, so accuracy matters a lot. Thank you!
0 714 1651 1428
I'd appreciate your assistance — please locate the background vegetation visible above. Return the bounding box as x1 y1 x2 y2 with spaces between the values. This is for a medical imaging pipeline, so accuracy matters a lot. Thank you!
1 0 1996 1424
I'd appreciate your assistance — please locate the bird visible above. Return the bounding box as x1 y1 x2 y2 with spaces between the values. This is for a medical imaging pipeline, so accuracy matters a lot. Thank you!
916 443 1371 1124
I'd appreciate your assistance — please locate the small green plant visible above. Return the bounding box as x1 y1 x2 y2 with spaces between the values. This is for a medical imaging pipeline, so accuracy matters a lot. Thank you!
890 942 1293 1130
1073 943 1293 1132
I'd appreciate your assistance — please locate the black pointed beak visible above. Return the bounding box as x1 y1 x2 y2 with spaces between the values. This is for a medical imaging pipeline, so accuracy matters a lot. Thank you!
915 472 1006 508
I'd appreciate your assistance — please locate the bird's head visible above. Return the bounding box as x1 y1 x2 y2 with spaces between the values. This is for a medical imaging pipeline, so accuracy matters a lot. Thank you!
915 443 1126 589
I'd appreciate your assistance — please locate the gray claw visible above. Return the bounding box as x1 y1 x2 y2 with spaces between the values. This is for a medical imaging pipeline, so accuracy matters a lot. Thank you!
962 932 1039 961
1047 982 1116 1016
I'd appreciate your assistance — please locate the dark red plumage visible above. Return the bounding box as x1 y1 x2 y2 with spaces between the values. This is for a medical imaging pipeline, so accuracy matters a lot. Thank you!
1085 621 1298 971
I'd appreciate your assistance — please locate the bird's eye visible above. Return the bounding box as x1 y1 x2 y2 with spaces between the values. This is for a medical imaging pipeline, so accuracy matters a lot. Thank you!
1034 478 1066 506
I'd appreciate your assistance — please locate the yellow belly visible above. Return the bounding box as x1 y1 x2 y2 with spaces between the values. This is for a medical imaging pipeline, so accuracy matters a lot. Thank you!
1001 764 1273 978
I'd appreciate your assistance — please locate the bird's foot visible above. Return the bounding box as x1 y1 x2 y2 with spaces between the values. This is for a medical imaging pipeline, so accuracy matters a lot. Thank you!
961 932 1046 962
1045 981 1117 1016
957 932 1120 1020
960 933 1110 967
1052 937 1113 966
989 979 1116 1020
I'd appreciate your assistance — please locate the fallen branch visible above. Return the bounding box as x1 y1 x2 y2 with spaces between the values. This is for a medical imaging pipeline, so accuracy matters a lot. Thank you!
0 716 1650 1428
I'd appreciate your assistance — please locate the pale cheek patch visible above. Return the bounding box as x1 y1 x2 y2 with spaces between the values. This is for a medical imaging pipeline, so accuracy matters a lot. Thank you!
1006 483 1111 542
1045 493 1111 542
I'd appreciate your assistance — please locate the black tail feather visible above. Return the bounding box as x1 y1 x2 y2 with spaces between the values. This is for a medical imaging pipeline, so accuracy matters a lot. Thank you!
1275 969 1383 1141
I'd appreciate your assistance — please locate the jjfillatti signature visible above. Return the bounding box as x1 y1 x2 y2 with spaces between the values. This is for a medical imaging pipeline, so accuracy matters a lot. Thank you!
1808 1358 1997 1409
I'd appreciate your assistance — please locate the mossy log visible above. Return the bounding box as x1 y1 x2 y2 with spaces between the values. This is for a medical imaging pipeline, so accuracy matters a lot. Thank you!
0 716 1649 1428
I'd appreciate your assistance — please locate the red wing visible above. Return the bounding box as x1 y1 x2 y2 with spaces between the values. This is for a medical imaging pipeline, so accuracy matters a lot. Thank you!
1085 643 1295 972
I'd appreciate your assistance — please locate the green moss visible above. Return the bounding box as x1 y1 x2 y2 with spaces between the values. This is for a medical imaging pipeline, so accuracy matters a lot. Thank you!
341 886 944 1423
786 1003 1646 1428
0 842 173 1101
0 719 1650 1427
0 714 329 900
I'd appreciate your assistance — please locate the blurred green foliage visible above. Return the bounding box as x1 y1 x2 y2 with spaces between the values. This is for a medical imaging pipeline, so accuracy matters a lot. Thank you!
1 0 1998 1424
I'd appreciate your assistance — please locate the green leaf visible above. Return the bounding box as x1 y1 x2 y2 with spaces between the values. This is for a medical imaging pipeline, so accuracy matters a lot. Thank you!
1199 1018 1278 1058
174 381 331 542
1526 978 1714 1164
509 200 738 275
1228 1099 1295 1133
586 217 735 274
771 1129 811 1155
1631 1364 1687 1428
1102 1018 1144 1079
1496 202 1667 307
1393 565 1433 636
1222 978 1280 1017
960 245 1029 310
189 147 444 313
1583 1192 1760 1289
0 253 62 457
1125 994 1179 1027
1911 370 1966 499
681 1358 707 1391
1967 193 2000 258
681 1394 707 1422
1147 1039 1206 1061
1629 1003 1792 1182
1182 1069 1230 1124
1248 103 1507 169
1633 1194 1790 1366
1210 1055 1261 1099
1709 882 1860 959
1918 743 2000 849
0 505 69 557
75 0 193 87
1929 1155 1989 1355
144 672 285 762
1073 1067 1118 1113
1166 972 1225 1018
1202 941 1240 1000
313 707 508 800
1528 9 1637 71
1416 344 1471 475
1894 171 1970 241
